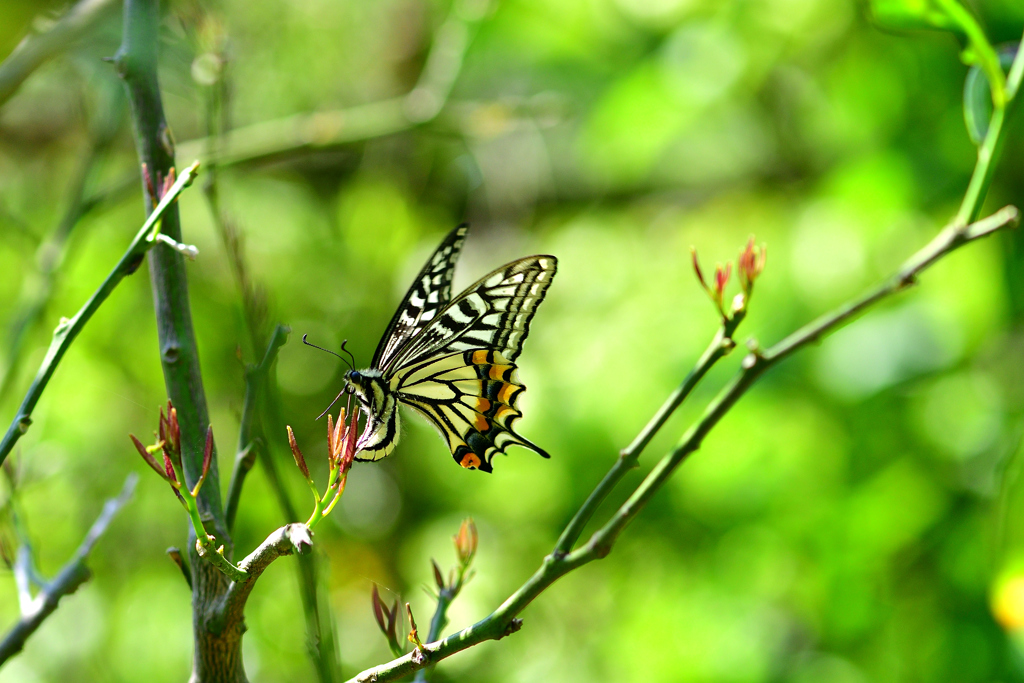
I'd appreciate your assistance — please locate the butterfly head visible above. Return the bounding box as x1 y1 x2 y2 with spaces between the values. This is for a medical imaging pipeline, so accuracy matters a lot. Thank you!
343 368 387 410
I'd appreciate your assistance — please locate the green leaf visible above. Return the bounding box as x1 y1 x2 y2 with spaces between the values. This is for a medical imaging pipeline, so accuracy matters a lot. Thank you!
869 0 1006 108
963 47 1018 145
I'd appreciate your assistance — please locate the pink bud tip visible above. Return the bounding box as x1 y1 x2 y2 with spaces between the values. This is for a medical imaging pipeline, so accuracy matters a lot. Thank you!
371 584 387 633
130 434 167 480
287 426 310 479
432 559 445 590
691 247 708 291
454 518 478 565
202 426 214 478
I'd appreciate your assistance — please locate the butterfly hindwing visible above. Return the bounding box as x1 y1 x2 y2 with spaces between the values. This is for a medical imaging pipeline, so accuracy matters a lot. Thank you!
393 349 548 472
371 224 469 370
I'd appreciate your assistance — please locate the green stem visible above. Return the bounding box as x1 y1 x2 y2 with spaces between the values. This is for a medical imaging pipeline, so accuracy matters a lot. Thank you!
955 30 1024 226
116 0 239 679
224 325 290 531
935 0 1006 107
0 473 137 664
0 83 123 407
0 162 200 468
553 315 742 556
411 584 460 683
0 0 121 107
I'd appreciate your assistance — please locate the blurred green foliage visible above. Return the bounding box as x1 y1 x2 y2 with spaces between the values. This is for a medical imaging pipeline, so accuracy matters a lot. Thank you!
1 0 1024 681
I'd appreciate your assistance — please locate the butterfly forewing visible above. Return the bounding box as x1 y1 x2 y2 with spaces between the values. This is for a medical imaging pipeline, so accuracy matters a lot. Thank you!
383 256 557 371
371 224 469 369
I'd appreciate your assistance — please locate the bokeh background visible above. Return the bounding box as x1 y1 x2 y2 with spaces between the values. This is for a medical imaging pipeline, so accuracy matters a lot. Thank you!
2 0 1024 681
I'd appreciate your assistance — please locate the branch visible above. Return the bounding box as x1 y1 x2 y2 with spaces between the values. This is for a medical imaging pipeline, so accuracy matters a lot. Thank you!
0 161 201 468
553 316 742 557
955 30 1024 226
347 203 1019 683
117 0 236 677
225 324 290 530
0 0 120 107
174 0 484 168
207 523 314 634
117 0 226 540
0 473 137 664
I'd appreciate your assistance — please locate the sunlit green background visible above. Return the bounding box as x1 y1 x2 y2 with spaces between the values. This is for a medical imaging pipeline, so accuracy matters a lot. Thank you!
2 0 1024 681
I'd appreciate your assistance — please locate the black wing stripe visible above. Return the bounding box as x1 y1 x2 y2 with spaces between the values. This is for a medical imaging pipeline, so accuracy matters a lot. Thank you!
386 256 556 370
372 224 469 370
393 349 549 471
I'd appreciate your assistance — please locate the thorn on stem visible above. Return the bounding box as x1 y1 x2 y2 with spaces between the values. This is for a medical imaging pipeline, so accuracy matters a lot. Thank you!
406 602 424 650
501 618 523 638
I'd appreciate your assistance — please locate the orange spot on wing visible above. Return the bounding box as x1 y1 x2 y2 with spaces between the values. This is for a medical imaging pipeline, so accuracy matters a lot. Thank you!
498 382 517 403
476 397 492 413
472 350 489 365
494 405 516 425
488 364 511 381
460 452 482 469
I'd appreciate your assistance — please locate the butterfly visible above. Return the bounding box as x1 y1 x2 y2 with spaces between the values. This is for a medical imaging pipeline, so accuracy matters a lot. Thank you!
342 224 557 473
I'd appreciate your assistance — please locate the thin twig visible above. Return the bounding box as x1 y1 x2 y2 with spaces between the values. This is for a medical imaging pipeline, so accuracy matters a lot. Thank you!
411 586 457 683
174 1 483 168
553 318 741 557
197 19 341 669
0 161 201 468
0 84 124 406
955 28 1024 226
0 0 120 107
0 473 137 664
346 43 1024 679
224 324 290 530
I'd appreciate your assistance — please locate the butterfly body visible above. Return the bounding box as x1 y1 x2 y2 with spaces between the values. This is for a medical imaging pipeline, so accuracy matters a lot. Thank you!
343 225 556 473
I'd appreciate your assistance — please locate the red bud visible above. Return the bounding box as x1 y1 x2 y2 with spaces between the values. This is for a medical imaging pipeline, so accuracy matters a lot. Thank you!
431 559 445 590
326 413 336 459
714 262 731 297
387 599 399 639
454 518 478 566
340 409 359 473
130 434 168 480
163 453 178 483
691 247 708 292
202 426 214 479
287 426 310 479
371 584 388 634
737 237 767 295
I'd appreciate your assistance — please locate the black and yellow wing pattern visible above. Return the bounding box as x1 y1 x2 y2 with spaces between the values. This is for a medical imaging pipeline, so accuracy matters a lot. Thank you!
343 225 556 472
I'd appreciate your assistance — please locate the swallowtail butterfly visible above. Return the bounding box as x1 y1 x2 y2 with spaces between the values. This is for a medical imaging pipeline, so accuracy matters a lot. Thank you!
343 224 556 472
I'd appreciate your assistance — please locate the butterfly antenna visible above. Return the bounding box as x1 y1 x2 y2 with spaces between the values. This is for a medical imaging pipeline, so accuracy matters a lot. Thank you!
339 339 357 371
302 334 354 371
